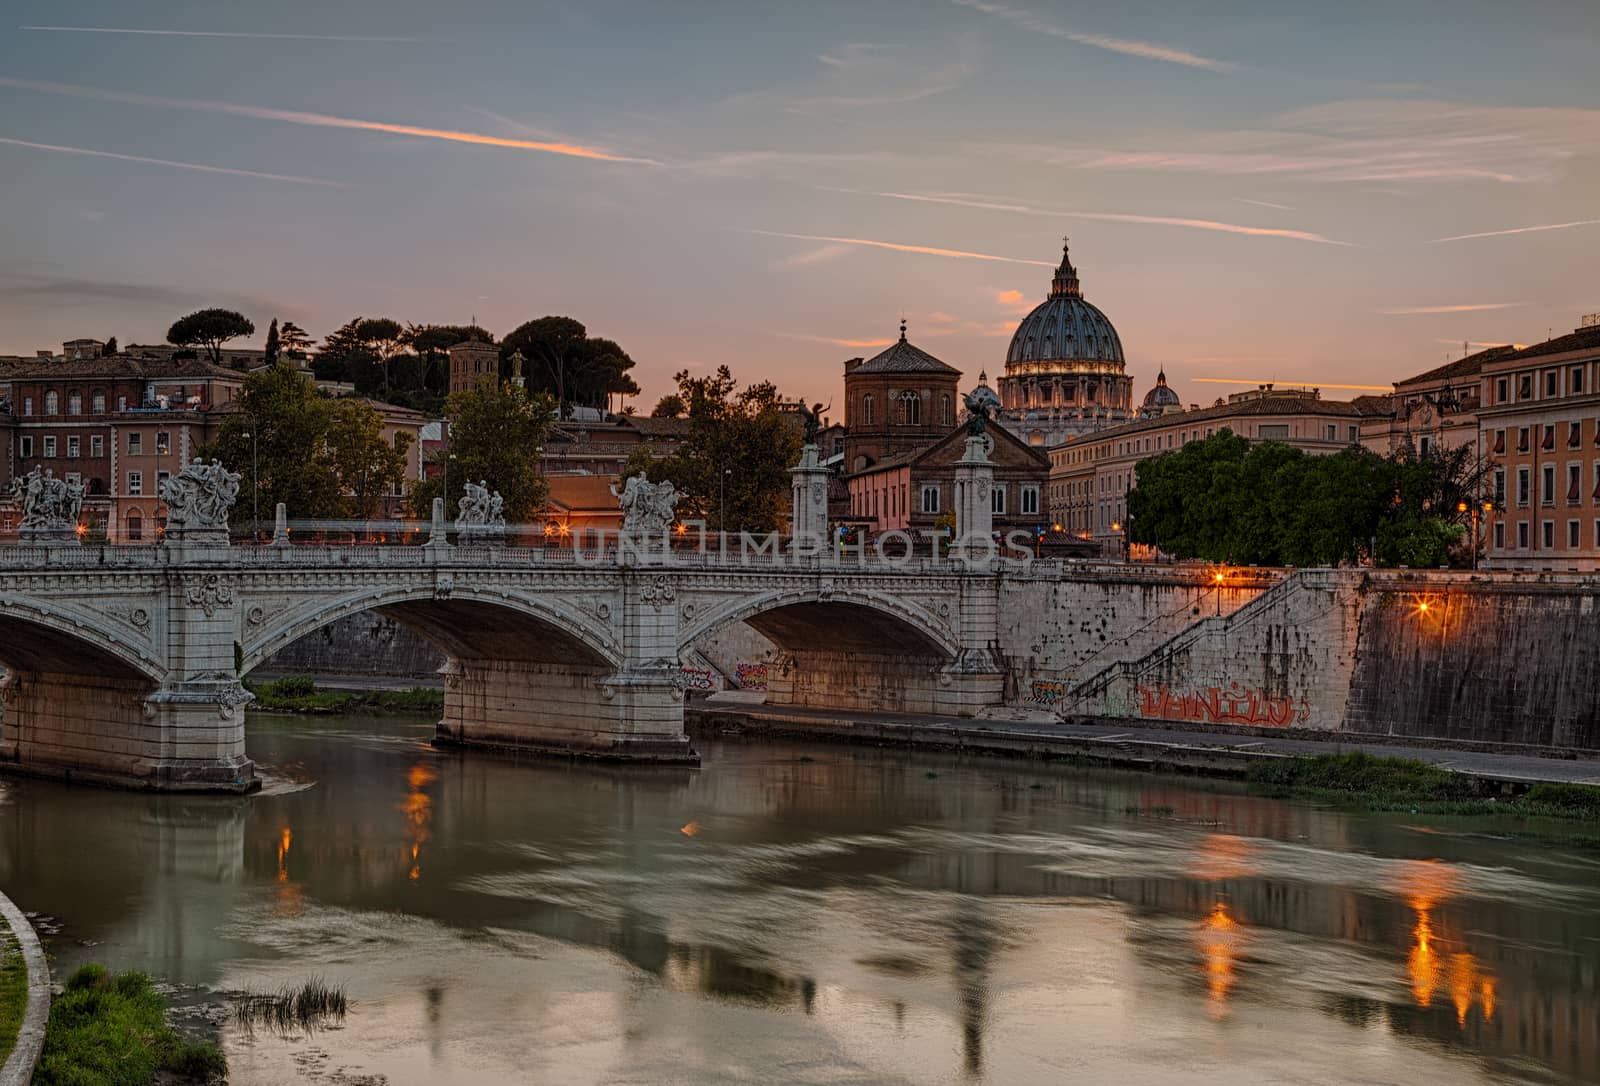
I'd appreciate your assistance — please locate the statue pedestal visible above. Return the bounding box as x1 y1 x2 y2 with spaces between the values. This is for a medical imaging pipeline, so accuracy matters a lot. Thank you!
952 435 995 568
789 444 830 554
18 527 79 547
162 527 230 550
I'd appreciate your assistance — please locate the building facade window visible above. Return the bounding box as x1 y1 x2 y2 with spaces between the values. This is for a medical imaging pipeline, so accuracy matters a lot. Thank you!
1495 377 1509 403
861 395 874 426
1569 520 1581 548
1543 520 1555 549
127 471 143 496
1494 522 1505 549
92 391 105 413
921 485 940 514
897 391 921 426
90 435 103 457
45 391 58 415
19 436 32 458
127 514 143 541
1517 521 1529 549
1021 485 1040 515
1493 468 1506 506
1545 370 1558 396
1542 465 1555 505
67 436 79 458
128 433 142 455
43 436 56 457
68 392 82 415
1573 367 1586 394
940 394 952 426
991 485 1006 515
156 431 170 455
1517 467 1530 506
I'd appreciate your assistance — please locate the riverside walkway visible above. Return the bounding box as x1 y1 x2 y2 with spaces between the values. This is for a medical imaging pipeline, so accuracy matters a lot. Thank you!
689 701 1600 788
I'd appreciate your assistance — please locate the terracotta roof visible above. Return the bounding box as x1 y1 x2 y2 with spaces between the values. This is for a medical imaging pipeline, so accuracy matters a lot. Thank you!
1506 324 1600 363
851 336 961 376
1394 344 1521 387
1350 394 1397 418
0 356 242 380
623 415 691 437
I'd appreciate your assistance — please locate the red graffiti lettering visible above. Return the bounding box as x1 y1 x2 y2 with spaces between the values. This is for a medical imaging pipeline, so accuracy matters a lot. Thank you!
1135 683 1308 728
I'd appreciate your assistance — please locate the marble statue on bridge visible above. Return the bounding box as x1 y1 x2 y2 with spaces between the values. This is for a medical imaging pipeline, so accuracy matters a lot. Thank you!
455 481 507 542
160 459 241 532
12 466 85 539
615 473 679 537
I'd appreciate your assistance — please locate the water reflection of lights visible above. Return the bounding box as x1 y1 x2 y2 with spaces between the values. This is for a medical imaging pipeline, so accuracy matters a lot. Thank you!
1398 859 1495 1026
1189 833 1259 882
401 762 437 882
1197 902 1242 1018
276 826 292 883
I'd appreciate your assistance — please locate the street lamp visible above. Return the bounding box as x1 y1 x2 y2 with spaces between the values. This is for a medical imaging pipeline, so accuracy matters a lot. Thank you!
240 430 258 540
1213 568 1226 616
719 467 732 537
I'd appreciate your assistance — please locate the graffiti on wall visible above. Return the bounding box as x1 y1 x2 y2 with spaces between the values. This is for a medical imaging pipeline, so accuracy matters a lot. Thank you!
734 661 769 691
1135 683 1311 728
679 667 717 691
1027 680 1070 706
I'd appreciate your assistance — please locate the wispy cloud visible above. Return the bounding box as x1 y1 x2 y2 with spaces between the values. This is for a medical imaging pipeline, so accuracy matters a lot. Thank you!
1378 302 1523 315
853 189 1352 245
949 0 1234 72
788 39 978 113
1236 197 1295 211
984 97 1600 186
777 244 853 268
19 25 421 42
994 288 1033 314
0 136 346 186
918 311 1015 338
0 77 656 164
744 230 1055 267
776 331 895 349
1429 219 1600 243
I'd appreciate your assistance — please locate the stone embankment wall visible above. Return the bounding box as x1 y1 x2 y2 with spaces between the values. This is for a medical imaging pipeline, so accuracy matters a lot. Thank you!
257 613 445 678
1054 569 1600 752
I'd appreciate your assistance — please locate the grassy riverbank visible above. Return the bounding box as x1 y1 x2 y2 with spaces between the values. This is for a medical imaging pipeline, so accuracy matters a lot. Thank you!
1247 751 1600 820
35 964 224 1085
247 676 443 714
0 933 26 1066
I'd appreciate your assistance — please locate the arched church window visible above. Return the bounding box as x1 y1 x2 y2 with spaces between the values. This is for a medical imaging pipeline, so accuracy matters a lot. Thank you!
898 391 920 426
861 394 874 426
940 394 952 426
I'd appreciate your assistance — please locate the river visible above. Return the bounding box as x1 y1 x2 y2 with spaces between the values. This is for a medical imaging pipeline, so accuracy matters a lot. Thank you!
2 713 1596 1085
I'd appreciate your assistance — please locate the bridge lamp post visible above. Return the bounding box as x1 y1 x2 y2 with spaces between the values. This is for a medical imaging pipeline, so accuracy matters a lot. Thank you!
240 430 258 541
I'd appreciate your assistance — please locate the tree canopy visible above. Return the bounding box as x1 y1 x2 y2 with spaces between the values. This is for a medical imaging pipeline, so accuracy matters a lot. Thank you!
166 308 255 366
623 366 800 533
1126 430 1480 568
200 366 412 526
501 316 640 417
409 382 555 525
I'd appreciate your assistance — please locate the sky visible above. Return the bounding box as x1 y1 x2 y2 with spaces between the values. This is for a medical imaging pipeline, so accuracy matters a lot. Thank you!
2 0 1598 411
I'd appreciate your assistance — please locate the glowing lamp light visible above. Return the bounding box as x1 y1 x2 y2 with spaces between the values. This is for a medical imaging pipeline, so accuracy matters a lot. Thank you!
1051 523 1062 532
675 523 688 535
1457 501 1468 514
1111 520 1121 532
74 523 87 536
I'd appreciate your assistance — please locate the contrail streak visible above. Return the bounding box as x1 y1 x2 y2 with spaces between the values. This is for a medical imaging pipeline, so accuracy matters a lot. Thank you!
0 136 347 185
859 189 1352 245
0 76 656 164
19 25 422 42
950 0 1234 71
1195 378 1394 391
745 230 1055 266
1430 219 1600 242
1378 303 1522 315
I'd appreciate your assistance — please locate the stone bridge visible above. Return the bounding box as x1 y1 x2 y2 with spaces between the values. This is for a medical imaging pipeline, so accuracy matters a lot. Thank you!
0 542 1011 791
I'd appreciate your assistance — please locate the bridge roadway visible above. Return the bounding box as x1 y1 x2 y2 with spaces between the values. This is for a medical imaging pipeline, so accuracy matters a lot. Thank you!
0 540 1025 792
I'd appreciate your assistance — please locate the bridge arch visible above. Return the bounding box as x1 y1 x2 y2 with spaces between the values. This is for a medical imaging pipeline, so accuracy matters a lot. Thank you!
680 587 959 715
241 583 622 676
0 597 164 684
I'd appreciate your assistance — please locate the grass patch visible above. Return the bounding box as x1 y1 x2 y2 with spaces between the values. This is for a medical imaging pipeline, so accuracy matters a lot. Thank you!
0 934 27 1067
247 677 442 715
35 964 225 1085
232 976 347 1038
1246 751 1600 822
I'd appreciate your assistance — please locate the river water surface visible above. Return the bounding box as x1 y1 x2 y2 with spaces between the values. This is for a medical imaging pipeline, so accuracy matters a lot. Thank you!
2 713 1597 1085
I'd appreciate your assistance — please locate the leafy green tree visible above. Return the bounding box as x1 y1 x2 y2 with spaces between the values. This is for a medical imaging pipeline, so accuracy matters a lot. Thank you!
203 366 341 525
102 335 118 355
409 383 554 524
327 399 414 519
624 366 801 532
651 393 685 418
263 318 280 364
166 308 255 366
278 321 313 361
500 316 640 416
314 317 406 392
